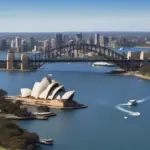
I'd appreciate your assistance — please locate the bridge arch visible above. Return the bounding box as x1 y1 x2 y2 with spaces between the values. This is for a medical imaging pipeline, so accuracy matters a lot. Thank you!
28 44 129 69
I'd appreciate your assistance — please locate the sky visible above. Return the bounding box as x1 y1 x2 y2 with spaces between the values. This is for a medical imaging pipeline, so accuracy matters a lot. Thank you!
0 0 150 32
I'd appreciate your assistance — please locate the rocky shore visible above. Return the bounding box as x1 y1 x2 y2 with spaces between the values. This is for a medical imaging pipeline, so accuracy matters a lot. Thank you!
123 71 150 80
107 69 150 80
0 117 39 150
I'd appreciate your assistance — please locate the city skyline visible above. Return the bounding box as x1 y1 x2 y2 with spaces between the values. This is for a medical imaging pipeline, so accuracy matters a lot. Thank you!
0 0 150 32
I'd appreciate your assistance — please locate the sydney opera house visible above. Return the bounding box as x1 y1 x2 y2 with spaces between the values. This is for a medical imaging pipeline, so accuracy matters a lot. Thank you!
18 76 85 109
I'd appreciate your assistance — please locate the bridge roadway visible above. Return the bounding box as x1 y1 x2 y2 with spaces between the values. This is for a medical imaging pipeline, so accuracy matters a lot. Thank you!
0 58 149 63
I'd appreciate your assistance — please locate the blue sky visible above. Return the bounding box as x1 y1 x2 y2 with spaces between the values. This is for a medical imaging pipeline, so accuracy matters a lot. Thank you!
0 0 150 32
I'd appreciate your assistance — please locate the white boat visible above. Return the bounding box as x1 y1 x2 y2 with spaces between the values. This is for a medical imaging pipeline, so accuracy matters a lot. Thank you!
92 62 116 67
32 112 52 116
119 47 124 50
39 138 53 145
128 100 137 106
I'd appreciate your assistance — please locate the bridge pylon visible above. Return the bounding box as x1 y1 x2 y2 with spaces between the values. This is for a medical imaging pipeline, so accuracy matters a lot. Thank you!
21 53 29 71
7 51 15 70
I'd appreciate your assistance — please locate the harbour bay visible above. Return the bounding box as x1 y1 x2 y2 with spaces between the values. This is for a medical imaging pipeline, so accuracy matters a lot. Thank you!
0 62 150 150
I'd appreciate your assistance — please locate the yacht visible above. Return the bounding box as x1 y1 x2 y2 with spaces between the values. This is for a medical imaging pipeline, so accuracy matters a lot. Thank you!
128 100 137 106
119 47 124 50
92 62 116 67
39 138 53 145
32 112 53 117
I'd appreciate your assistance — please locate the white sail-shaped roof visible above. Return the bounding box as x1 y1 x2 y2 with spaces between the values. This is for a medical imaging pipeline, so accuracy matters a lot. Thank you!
62 91 75 101
48 85 64 100
21 88 32 98
33 77 51 99
31 82 40 98
39 82 59 99
56 95 61 100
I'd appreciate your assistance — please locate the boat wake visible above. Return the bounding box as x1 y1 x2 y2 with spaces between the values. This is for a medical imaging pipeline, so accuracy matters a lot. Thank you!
136 96 150 104
115 105 140 116
115 96 150 116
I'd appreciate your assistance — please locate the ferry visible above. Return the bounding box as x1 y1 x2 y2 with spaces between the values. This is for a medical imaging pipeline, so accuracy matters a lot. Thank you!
92 62 116 67
128 100 137 106
39 138 53 145
119 47 124 50
32 112 53 117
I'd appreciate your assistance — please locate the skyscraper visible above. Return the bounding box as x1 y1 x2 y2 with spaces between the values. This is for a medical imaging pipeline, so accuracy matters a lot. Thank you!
108 36 113 48
0 39 7 50
11 40 15 48
15 37 21 47
94 33 100 45
29 37 36 50
87 36 94 45
44 40 50 51
56 33 63 46
63 35 69 45
21 40 28 52
100 36 109 47
76 33 82 43
51 38 56 48
15 37 21 52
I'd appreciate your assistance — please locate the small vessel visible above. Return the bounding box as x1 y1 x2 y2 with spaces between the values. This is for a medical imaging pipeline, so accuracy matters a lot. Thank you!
35 116 48 120
32 112 54 117
124 116 128 119
92 62 116 67
128 100 137 106
119 47 124 50
39 138 53 145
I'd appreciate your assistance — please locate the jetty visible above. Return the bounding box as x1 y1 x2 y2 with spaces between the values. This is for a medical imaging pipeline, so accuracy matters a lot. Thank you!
0 113 49 120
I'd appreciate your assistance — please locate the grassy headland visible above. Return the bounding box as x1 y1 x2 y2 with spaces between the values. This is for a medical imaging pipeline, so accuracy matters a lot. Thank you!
0 89 39 150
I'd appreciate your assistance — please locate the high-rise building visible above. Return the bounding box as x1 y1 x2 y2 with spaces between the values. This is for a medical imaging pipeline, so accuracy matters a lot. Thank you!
51 38 56 48
87 36 94 45
76 33 82 43
33 46 37 52
44 40 50 51
38 41 44 49
44 40 49 48
63 35 69 45
0 39 7 50
29 37 36 50
56 33 63 46
94 33 100 45
15 37 22 52
119 37 127 46
100 36 109 47
108 36 113 48
11 40 15 48
15 37 21 47
21 40 28 52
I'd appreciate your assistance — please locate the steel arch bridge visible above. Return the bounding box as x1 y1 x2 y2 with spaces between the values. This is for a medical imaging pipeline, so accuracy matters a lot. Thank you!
28 44 141 70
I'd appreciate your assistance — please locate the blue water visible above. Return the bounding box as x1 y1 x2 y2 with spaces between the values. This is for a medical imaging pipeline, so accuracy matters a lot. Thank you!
114 47 150 54
0 62 150 150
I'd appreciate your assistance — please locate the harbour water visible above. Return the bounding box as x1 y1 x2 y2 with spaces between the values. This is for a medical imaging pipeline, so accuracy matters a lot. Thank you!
0 62 150 150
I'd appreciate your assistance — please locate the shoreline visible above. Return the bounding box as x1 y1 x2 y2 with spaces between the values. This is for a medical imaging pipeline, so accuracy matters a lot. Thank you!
0 68 33 72
134 46 150 48
107 69 150 80
115 71 150 80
